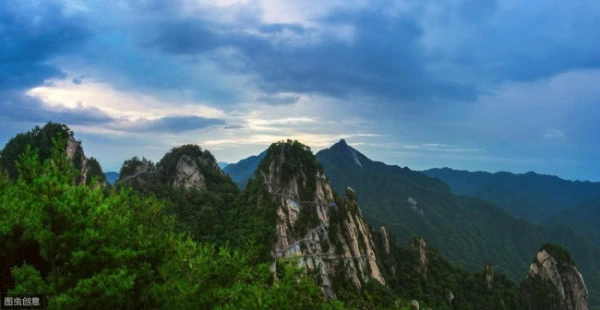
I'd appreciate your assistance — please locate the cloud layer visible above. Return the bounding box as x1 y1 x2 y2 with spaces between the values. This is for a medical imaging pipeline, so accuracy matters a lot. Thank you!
1 0 599 181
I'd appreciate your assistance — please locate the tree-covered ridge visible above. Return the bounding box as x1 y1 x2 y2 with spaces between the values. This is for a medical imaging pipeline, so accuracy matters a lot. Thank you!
0 122 72 179
119 156 156 178
0 126 592 309
0 122 105 185
116 145 239 244
423 167 600 224
157 144 221 186
0 133 342 309
543 196 600 246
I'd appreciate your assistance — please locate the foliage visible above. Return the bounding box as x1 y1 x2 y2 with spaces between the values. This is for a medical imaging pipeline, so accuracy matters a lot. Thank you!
116 144 239 244
520 272 562 310
539 243 575 266
0 122 72 179
118 156 156 178
0 135 339 309
258 139 324 202
152 240 344 309
2 126 596 309
423 168 600 224
85 157 107 184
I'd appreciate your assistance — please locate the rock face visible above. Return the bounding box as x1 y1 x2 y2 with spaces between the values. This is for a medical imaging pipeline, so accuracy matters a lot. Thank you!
521 244 588 310
65 134 99 185
411 237 429 277
485 263 494 290
66 135 87 183
380 226 391 255
173 155 206 190
262 141 385 298
117 145 220 192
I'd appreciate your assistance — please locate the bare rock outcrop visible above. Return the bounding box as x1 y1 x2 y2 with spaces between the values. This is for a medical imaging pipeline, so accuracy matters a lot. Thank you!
380 226 391 255
263 141 385 299
521 244 588 310
410 237 429 277
485 263 494 290
65 134 93 185
173 155 206 191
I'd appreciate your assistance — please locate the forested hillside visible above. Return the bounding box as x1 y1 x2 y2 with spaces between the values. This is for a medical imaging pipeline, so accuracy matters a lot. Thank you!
223 151 267 189
316 140 600 308
423 167 600 224
0 124 592 309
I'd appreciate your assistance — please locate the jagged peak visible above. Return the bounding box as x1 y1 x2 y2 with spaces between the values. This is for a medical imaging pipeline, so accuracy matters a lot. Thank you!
256 140 324 201
523 244 589 310
326 139 367 168
116 144 229 191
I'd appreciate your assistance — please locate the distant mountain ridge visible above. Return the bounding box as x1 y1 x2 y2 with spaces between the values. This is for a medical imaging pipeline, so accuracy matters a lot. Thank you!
316 140 600 308
423 167 600 223
1 123 594 309
104 171 120 185
222 150 266 188
544 195 600 246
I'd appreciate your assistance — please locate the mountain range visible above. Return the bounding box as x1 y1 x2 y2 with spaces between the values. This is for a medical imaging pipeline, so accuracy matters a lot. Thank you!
423 167 600 224
1 124 595 309
223 151 267 188
224 139 600 308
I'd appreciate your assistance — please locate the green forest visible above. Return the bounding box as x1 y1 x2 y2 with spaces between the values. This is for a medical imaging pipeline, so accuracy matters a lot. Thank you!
0 123 588 309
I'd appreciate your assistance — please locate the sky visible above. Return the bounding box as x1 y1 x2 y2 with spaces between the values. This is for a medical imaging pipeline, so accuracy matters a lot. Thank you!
1 0 599 181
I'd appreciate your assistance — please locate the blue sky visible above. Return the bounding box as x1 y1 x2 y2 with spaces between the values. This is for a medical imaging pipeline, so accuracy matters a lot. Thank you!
1 0 599 181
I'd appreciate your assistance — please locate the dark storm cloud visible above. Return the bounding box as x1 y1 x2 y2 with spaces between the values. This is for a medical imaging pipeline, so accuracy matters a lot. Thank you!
0 1 99 126
0 1 91 91
148 8 477 101
143 1 600 102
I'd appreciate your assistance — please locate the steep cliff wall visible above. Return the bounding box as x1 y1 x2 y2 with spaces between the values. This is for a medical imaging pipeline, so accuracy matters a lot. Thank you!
259 141 385 298
521 244 588 310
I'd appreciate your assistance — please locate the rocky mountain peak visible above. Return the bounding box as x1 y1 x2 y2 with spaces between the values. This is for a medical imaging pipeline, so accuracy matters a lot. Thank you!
521 244 588 310
117 144 223 191
258 140 325 201
259 140 385 298
329 139 366 168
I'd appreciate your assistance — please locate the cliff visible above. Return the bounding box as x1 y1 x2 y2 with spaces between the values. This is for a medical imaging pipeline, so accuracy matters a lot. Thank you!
521 244 589 310
258 140 385 298
116 144 224 191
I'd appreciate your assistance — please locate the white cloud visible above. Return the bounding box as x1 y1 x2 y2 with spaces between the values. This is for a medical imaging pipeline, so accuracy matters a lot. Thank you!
27 78 226 124
544 128 565 139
